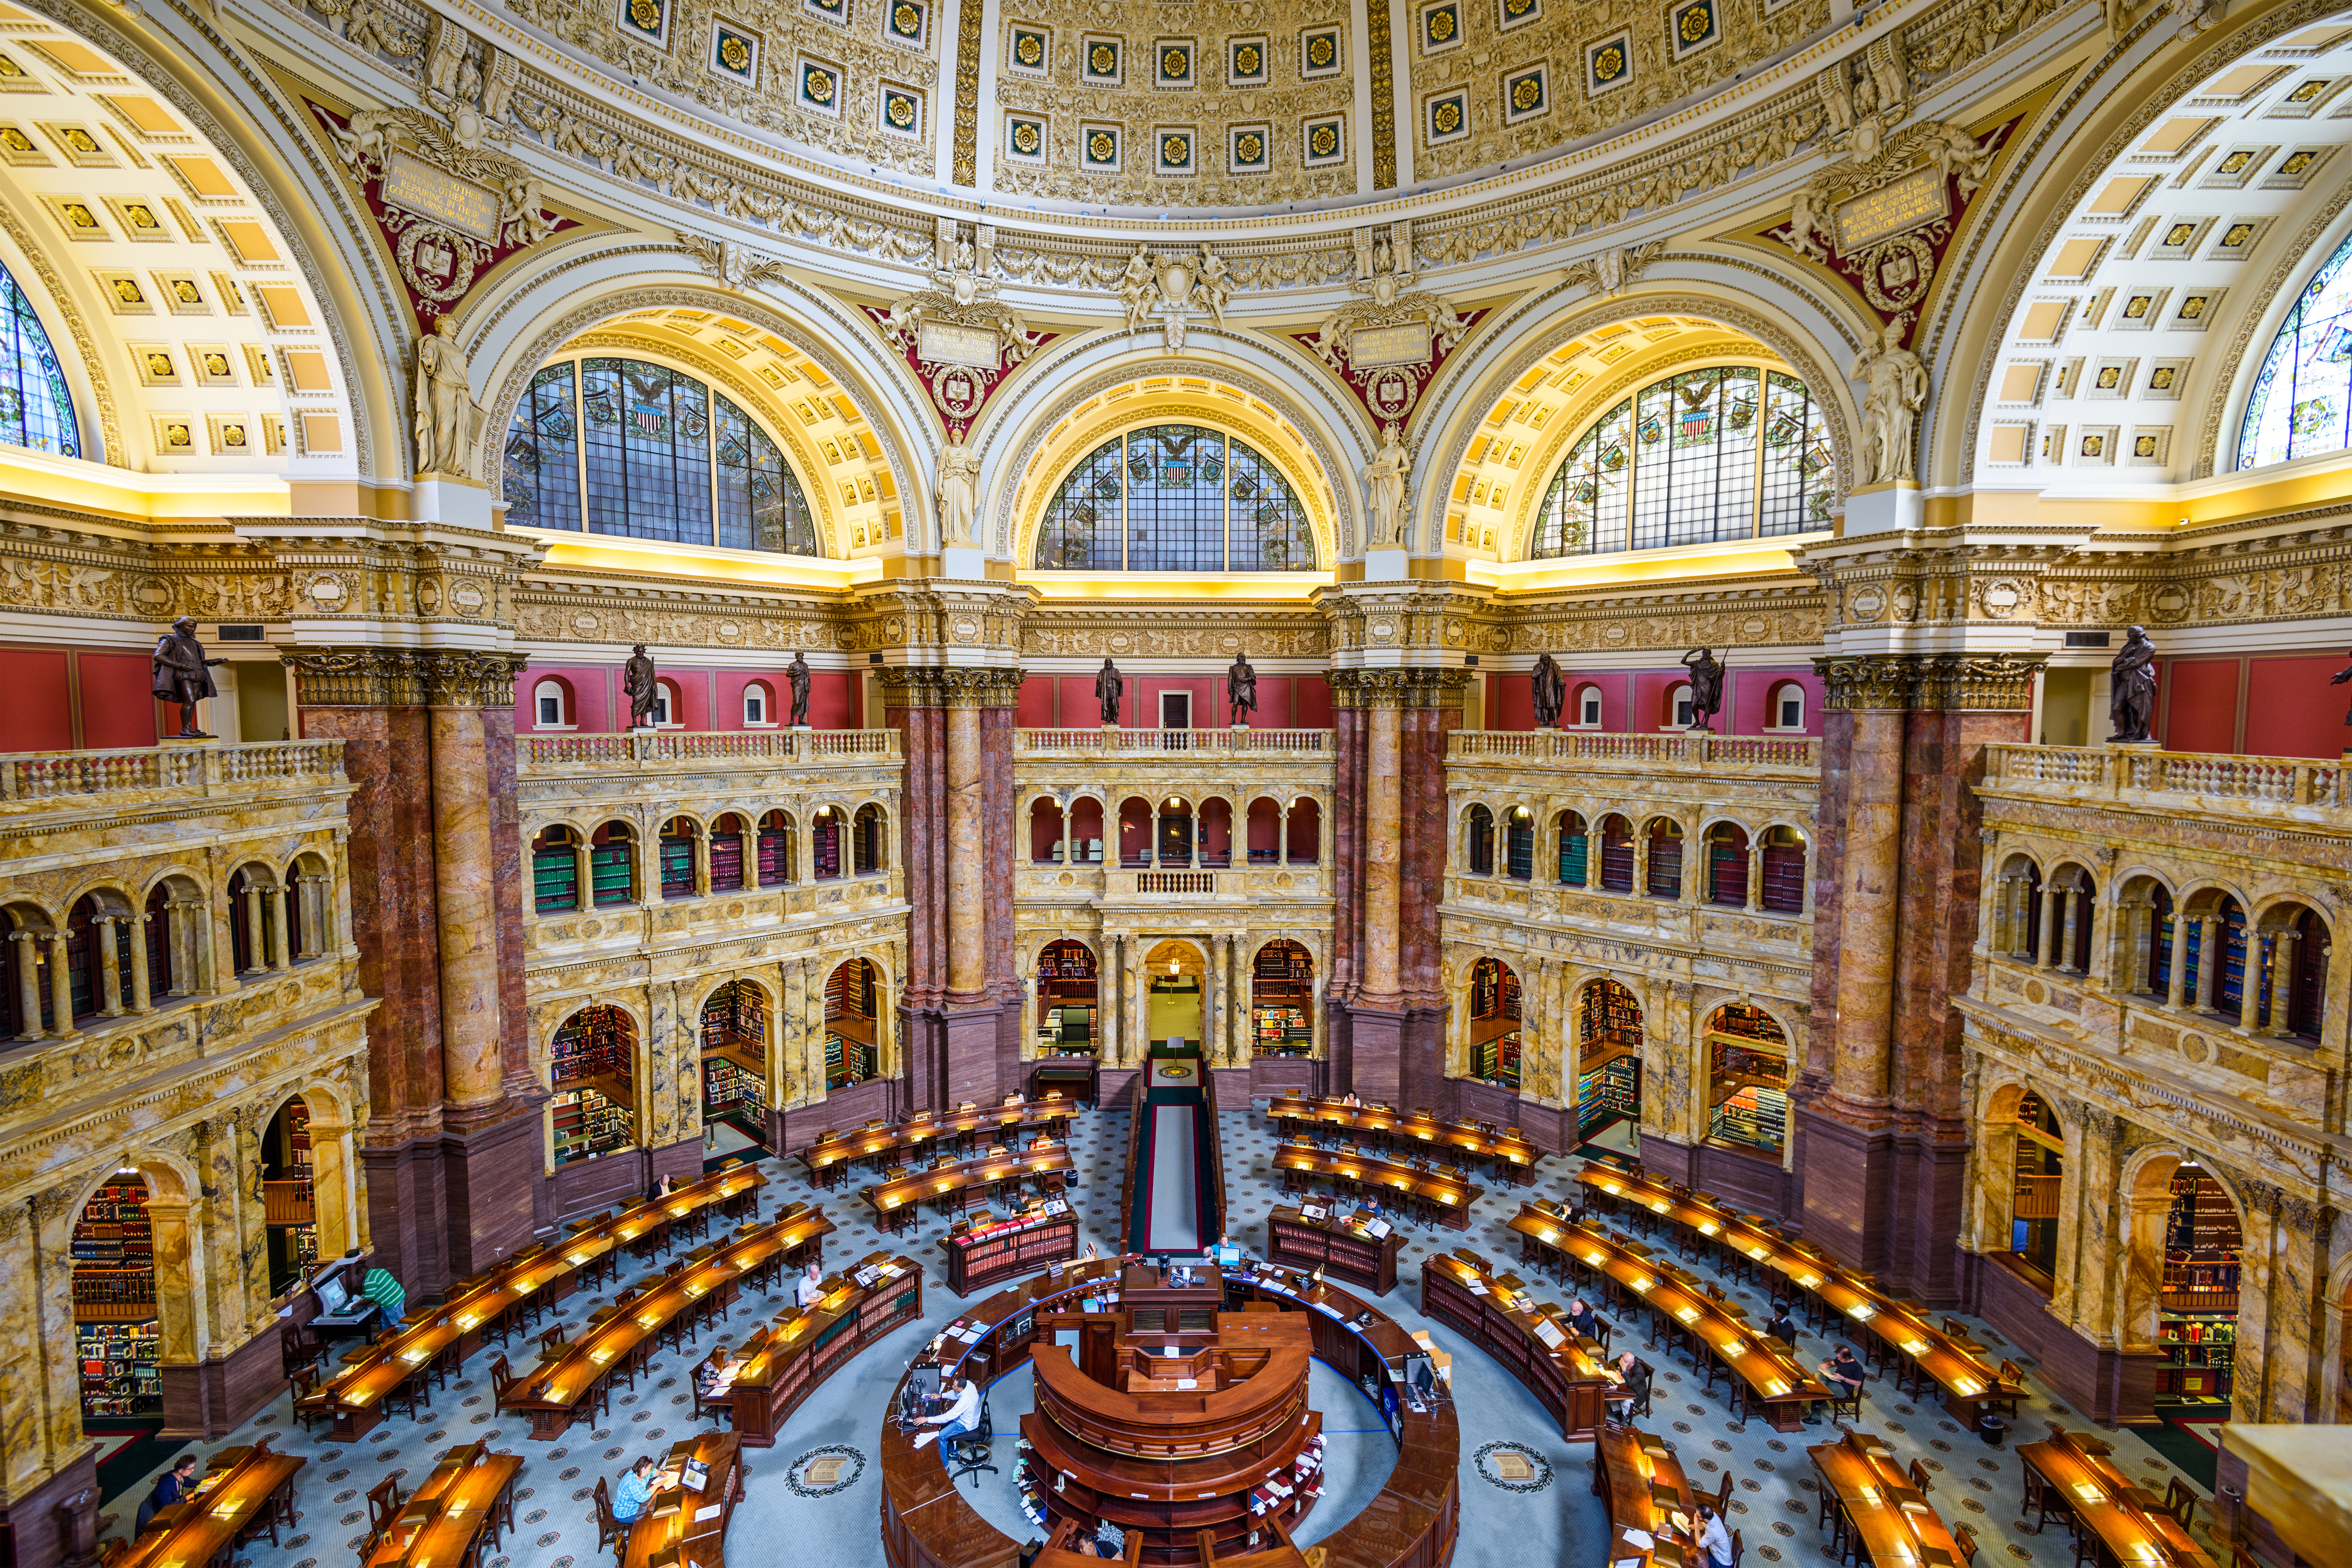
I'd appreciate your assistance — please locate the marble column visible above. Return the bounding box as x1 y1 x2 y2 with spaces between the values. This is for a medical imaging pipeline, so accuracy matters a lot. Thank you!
2166 909 2190 1006
945 702 985 999
10 930 40 1039
572 840 593 909
2267 931 2299 1034
2194 917 2220 1010
1827 709 1904 1108
268 886 293 971
430 704 506 1119
94 918 123 1016
240 884 266 973
1745 843 1763 914
1101 935 1123 1066
2238 933 2265 1030
1362 703 1401 1001
2034 887 2058 968
45 932 75 1037
129 911 153 1013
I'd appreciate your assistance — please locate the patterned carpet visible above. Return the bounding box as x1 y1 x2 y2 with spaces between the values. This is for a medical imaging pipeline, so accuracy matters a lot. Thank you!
110 1107 2228 1568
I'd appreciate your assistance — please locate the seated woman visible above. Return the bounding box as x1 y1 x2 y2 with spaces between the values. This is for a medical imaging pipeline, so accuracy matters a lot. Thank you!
696 1342 738 1400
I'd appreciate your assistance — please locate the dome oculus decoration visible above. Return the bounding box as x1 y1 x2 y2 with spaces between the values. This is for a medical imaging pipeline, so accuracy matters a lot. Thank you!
1530 367 1833 557
1035 424 1315 573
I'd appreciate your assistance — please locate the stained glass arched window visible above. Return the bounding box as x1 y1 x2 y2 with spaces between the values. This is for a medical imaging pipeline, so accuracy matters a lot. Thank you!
0 262 78 458
2238 228 2352 470
1529 366 1832 557
499 355 819 554
1032 422 1316 571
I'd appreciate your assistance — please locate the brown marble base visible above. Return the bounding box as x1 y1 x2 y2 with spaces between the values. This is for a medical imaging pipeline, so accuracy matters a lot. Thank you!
1640 1134 1798 1219
647 1134 706 1190
770 1075 899 1155
361 1133 452 1301
1795 1103 1896 1270
1964 1250 2170 1426
1792 1106 1971 1304
1330 998 1402 1107
1095 1066 1142 1111
0 1444 98 1568
903 999 1019 1110
1246 1056 1328 1100
550 1148 648 1222
440 1110 546 1280
158 1314 284 1440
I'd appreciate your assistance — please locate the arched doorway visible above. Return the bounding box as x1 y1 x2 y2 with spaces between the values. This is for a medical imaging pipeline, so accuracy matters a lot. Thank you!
260 1096 317 1295
1143 940 1204 1048
1036 939 1098 1054
2008 1091 2065 1287
2137 1156 2244 1416
824 957 880 1087
1465 957 1522 1088
550 1004 638 1167
699 981 769 1150
1575 980 1643 1144
72 1171 160 1419
1701 1004 1789 1158
1250 940 1313 1057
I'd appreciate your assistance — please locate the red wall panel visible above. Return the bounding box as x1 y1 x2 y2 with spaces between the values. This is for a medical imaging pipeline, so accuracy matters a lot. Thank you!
0 649 71 751
79 651 160 749
803 670 857 730
1294 677 1332 728
1731 667 1822 736
1633 670 1683 731
1017 675 1058 727
2243 656 2346 758
1489 673 1536 730
2160 660 2238 754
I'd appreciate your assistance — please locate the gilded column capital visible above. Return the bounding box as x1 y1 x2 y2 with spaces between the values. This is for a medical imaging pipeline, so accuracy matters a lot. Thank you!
419 649 530 708
1812 650 2046 711
876 664 1028 708
1328 667 1473 709
282 646 425 706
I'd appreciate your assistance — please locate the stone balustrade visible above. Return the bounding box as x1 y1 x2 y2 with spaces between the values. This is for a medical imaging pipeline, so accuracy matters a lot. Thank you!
1015 727 1331 756
521 727 900 770
0 739 346 812
1449 729 1819 772
1982 742 2348 822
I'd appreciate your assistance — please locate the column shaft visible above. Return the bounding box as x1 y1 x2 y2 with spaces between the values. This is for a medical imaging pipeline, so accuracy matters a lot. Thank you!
1362 704 1402 1000
96 921 123 1016
129 916 153 1013
45 933 75 1036
945 704 985 998
430 706 506 1114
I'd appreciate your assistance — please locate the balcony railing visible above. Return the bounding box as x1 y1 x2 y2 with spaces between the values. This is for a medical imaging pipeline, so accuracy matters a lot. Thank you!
1983 744 2347 819
522 729 901 769
1016 728 1331 756
0 740 346 804
1449 730 1819 772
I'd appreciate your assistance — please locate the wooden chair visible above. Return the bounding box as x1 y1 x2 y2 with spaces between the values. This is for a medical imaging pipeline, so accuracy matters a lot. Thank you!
1730 1528 1743 1566
287 1362 333 1434
1953 1523 1980 1566
1710 1468 1735 1515
489 1353 524 1405
541 1324 567 1356
1824 1375 1867 1429
1907 1458 1934 1494
2163 1477 2200 1530
367 1476 407 1533
591 1477 627 1564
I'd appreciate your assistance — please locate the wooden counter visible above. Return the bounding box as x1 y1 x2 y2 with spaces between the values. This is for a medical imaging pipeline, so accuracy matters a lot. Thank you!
944 1207 1080 1295
621 1431 746 1568
802 1098 1080 1185
1567 1167 2024 1425
877 1257 1459 1568
498 1204 835 1439
1265 1097 1539 1182
1270 1142 1481 1230
1419 1254 1611 1439
116 1439 305 1568
1810 1430 1964 1568
1265 1205 1404 1295
724 1251 924 1446
302 1162 766 1440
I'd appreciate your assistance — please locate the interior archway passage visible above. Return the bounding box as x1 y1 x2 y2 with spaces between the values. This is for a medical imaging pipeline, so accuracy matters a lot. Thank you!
2149 1157 2244 1414
260 1096 318 1295
1250 940 1313 1058
1701 1003 1788 1157
550 1003 638 1166
1036 939 1099 1056
71 1171 159 1420
2007 1091 2065 1290
700 981 770 1145
1466 957 1522 1089
825 958 881 1088
1576 980 1643 1143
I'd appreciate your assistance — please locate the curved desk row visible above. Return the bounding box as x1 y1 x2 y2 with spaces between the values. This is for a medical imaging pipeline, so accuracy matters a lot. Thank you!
719 1250 924 1445
1264 1098 1539 1182
1419 1253 1613 1439
879 1258 1460 1568
803 1097 1081 1185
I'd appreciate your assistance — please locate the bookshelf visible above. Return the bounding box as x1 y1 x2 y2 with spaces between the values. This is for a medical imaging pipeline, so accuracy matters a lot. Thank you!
702 1057 766 1122
1037 940 1100 1055
1558 823 1589 885
1705 1006 1789 1155
532 838 579 912
552 1086 634 1165
1575 1056 1640 1142
943 1209 1079 1295
74 1179 159 1416
1252 941 1314 1058
812 813 842 879
263 1100 318 1293
2160 1168 2242 1405
825 961 878 1088
590 835 633 905
552 1003 635 1165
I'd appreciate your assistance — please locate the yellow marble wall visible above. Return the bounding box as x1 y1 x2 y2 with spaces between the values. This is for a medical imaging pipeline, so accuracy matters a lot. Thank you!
0 741 373 1500
1438 732 1817 1138
1957 741 2352 1423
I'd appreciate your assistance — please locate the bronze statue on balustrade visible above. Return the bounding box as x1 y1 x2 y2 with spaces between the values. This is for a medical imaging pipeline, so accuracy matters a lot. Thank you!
2109 625 2157 744
1227 651 1257 725
1096 657 1122 725
1532 651 1566 728
150 616 227 739
788 649 812 727
1682 646 1726 732
624 643 658 730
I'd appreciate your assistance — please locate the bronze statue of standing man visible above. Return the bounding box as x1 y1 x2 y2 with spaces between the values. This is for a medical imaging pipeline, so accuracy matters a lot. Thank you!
2109 625 2158 743
1531 652 1567 728
1681 646 1726 732
787 650 812 726
150 616 226 739
1095 657 1123 726
1227 651 1257 726
623 643 659 729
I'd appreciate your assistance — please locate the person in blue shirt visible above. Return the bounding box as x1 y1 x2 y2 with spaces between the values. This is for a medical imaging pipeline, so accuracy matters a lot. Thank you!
135 1455 199 1534
611 1456 663 1526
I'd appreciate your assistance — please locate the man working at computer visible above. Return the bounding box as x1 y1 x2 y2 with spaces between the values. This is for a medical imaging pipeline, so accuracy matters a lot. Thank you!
912 1374 981 1450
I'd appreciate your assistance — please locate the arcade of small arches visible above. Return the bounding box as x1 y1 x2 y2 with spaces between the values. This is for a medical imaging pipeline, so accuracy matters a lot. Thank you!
1455 801 1809 914
528 803 892 909
1024 792 1325 867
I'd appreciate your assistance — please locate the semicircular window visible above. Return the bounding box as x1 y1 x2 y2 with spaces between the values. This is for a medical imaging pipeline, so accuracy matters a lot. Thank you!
1032 423 1315 571
1528 367 1832 557
2239 228 2352 470
501 355 818 554
0 262 79 458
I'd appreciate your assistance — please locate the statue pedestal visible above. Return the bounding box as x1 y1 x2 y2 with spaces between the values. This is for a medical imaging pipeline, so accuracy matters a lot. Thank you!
1231 723 1249 734
158 734 218 746
2103 739 2162 750
1843 481 1923 534
414 469 494 530
942 545 988 580
1361 547 1410 582
628 725 660 735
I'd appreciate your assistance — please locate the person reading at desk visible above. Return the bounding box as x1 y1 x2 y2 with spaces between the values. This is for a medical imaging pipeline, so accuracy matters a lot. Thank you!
1811 1344 1865 1423
611 1456 666 1528
1696 1503 1734 1568
1605 1352 1649 1418
795 1262 826 1308
696 1342 737 1399
1564 1297 1599 1339
911 1375 980 1450
1764 1300 1800 1347
135 1455 200 1534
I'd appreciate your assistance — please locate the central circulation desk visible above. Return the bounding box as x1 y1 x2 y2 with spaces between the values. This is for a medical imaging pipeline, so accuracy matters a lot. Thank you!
721 1250 924 1445
1568 1166 2024 1426
1511 1210 1827 1431
1264 1098 1539 1184
880 1258 1460 1568
1420 1253 1612 1438
1266 1205 1405 1294
1270 1142 1483 1231
499 1203 837 1439
306 1162 766 1440
801 1096 1081 1187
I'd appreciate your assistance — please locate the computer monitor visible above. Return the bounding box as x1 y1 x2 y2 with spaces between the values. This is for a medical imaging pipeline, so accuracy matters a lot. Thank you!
1405 1352 1436 1397
907 1363 942 1406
